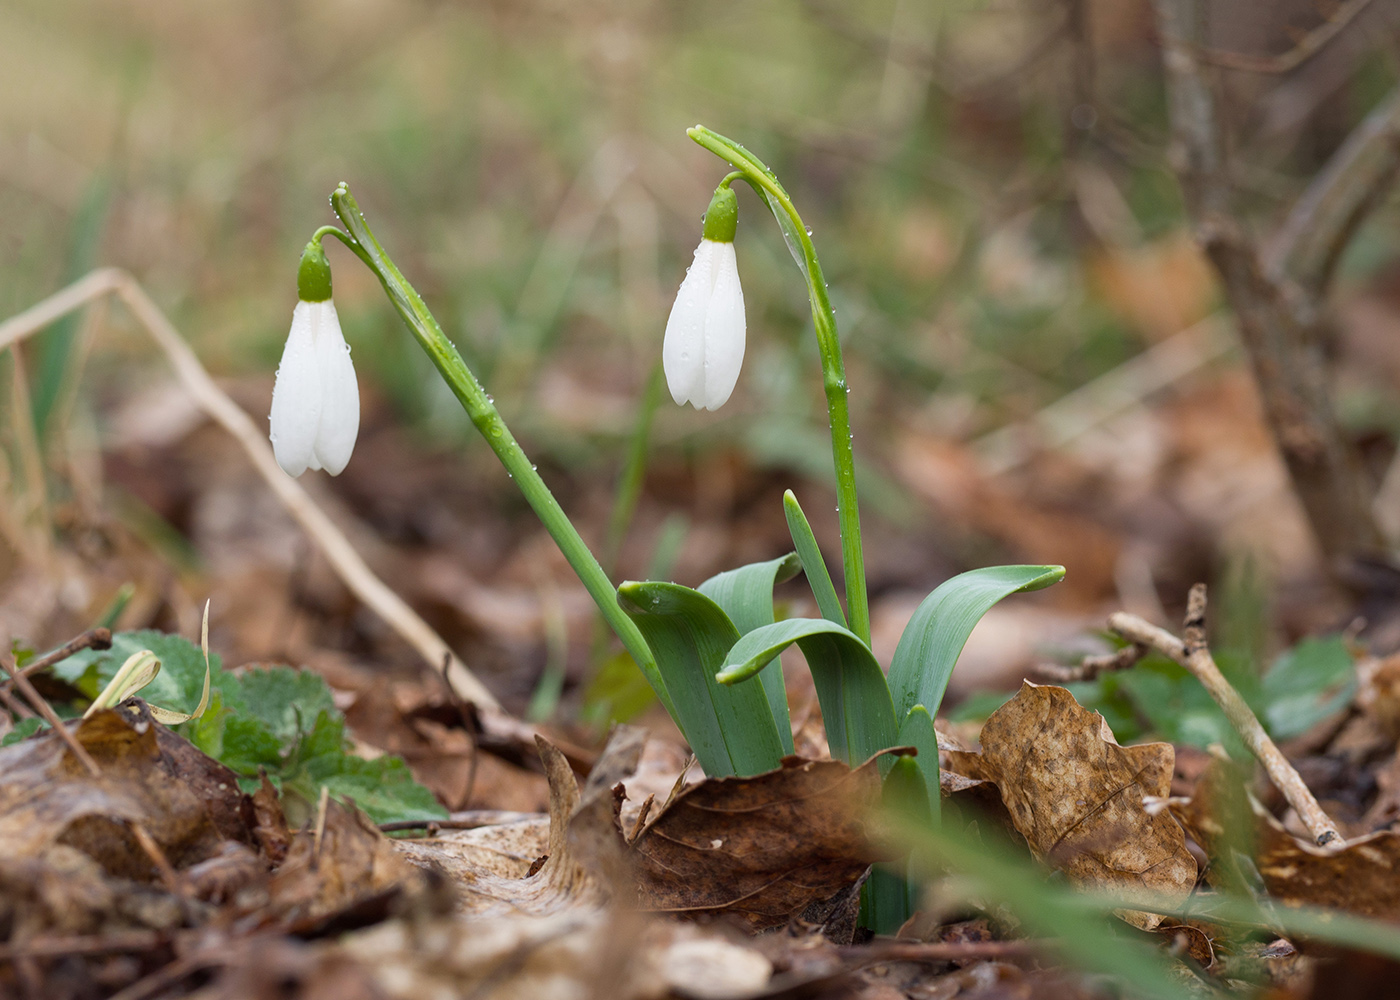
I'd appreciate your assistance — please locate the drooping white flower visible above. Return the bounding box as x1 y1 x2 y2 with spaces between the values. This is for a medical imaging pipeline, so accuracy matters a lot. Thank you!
269 242 360 477
663 184 745 411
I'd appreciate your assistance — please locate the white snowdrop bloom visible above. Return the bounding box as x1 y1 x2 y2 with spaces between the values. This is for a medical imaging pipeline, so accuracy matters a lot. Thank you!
663 185 745 411
269 242 360 477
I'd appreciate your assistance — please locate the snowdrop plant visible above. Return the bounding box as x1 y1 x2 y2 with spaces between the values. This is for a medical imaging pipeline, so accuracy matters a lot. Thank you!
269 239 360 477
289 129 1063 931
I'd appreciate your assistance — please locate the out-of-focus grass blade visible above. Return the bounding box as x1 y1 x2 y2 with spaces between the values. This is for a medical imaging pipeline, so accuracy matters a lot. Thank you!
618 581 786 777
717 618 895 765
602 362 663 575
893 817 1197 1000
888 565 1065 720
34 175 109 441
699 552 801 753
897 704 940 823
782 490 846 627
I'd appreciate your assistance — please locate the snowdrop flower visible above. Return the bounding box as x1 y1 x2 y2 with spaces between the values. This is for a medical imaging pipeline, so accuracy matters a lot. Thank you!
663 183 745 411
269 240 360 476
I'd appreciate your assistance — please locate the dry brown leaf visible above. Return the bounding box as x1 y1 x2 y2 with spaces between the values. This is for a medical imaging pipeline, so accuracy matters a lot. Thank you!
1181 760 1400 922
267 798 421 928
0 702 252 880
944 683 1196 924
396 728 640 917
630 755 889 930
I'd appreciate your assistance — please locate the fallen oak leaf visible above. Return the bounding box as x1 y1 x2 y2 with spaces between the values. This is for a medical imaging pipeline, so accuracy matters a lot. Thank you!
629 753 891 931
943 682 1196 927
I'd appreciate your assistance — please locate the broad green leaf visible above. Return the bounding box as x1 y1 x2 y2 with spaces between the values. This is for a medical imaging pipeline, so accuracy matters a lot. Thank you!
580 650 657 727
897 705 940 823
238 666 338 745
1259 635 1355 739
782 490 846 627
2 717 45 746
888 565 1064 720
618 581 787 777
699 552 801 754
283 711 447 825
54 629 225 718
717 618 896 765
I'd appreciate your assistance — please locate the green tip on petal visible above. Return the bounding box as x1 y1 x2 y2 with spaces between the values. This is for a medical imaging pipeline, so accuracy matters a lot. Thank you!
702 184 738 243
297 239 333 302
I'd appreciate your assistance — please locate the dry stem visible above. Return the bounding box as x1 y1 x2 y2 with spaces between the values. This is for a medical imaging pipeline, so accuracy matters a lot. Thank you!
1108 584 1341 846
0 269 498 710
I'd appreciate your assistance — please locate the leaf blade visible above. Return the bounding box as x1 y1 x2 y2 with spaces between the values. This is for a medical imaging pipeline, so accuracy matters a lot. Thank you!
888 565 1065 720
618 581 787 777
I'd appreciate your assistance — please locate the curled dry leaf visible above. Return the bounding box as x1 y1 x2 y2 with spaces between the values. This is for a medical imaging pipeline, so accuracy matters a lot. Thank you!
943 682 1197 925
630 754 890 930
395 727 642 916
1179 760 1400 922
0 701 253 880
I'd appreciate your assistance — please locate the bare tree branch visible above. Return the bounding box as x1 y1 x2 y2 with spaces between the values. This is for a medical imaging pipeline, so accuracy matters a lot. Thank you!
1267 83 1400 295
1152 0 1385 566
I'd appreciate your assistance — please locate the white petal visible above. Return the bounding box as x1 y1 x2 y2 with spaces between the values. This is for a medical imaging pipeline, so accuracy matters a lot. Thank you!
308 300 359 475
269 301 322 477
663 240 718 407
698 241 745 410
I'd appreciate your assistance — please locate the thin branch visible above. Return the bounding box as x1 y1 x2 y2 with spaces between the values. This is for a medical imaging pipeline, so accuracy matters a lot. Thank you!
1108 585 1341 847
0 269 500 710
1195 0 1376 75
1036 642 1146 683
0 656 182 887
0 626 111 690
1267 83 1400 294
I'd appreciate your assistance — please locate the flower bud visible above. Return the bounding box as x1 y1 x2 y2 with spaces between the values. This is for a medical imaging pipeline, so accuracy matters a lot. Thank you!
269 241 360 476
663 185 746 411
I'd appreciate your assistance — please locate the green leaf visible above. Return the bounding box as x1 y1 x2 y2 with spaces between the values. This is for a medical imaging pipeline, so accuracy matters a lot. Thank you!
863 754 932 933
888 565 1064 721
618 581 787 777
238 666 338 745
699 553 801 754
49 630 447 826
897 705 940 823
285 710 447 825
2 717 46 746
717 618 896 765
53 629 226 718
782 490 846 627
1258 635 1355 740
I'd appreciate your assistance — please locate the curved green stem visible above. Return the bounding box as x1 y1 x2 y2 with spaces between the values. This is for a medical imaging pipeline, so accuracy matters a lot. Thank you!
324 184 674 720
687 126 870 646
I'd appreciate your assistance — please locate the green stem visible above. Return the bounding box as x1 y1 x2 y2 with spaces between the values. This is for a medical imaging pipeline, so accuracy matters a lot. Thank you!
324 184 675 721
686 126 871 646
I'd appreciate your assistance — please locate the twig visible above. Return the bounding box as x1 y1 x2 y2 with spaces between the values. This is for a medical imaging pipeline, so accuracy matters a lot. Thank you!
0 657 184 886
1036 642 1146 683
1153 0 1383 565
0 269 499 709
0 626 111 691
1266 82 1400 295
1194 0 1376 75
1108 584 1341 847
0 930 165 963
840 940 1040 964
379 810 541 834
